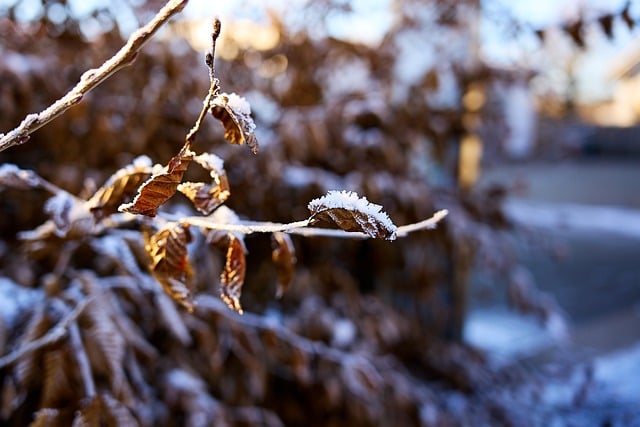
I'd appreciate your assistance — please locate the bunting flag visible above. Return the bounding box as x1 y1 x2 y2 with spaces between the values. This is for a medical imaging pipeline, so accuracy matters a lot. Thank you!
534 1 635 48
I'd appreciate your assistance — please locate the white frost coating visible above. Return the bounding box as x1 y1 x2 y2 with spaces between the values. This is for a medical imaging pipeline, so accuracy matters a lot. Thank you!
194 152 225 177
308 190 397 234
0 278 43 327
132 155 153 168
0 163 40 188
225 92 252 116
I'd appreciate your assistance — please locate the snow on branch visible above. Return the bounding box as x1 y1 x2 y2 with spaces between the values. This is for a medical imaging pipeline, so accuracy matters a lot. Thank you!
0 0 189 152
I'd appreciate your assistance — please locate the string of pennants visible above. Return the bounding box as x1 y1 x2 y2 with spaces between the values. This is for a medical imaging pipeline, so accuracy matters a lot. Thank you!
534 1 635 48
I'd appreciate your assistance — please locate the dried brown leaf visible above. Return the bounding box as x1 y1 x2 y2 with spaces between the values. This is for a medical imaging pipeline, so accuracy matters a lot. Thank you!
87 156 153 220
145 222 195 311
308 190 397 240
40 348 75 408
220 234 247 314
177 152 231 214
119 143 195 217
98 392 139 427
72 396 101 427
271 232 296 298
210 93 259 154
177 181 229 215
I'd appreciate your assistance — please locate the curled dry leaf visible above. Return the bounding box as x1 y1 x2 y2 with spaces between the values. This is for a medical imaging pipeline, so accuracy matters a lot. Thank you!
119 142 195 217
210 92 259 154
271 232 296 298
177 181 230 215
220 234 247 314
145 222 195 312
87 156 154 220
177 151 230 215
308 190 397 240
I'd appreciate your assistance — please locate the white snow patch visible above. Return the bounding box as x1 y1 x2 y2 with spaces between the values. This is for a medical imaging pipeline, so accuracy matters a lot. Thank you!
464 307 559 364
332 318 357 348
0 278 43 327
504 200 640 239
594 342 640 401
194 152 225 177
132 155 152 168
224 93 252 117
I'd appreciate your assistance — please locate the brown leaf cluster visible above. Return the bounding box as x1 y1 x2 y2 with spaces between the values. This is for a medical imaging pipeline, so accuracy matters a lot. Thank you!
0 1 614 426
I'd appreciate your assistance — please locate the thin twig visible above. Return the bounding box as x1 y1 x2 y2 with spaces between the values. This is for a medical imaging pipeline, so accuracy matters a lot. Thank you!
186 18 222 144
396 209 449 237
177 216 313 235
0 0 189 152
68 320 97 397
175 210 448 239
0 297 92 369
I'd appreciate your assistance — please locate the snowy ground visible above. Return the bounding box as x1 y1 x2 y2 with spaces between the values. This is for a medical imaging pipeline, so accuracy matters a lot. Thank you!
467 158 640 412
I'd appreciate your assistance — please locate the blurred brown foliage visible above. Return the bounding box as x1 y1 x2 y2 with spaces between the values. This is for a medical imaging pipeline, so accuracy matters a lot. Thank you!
1 1 622 426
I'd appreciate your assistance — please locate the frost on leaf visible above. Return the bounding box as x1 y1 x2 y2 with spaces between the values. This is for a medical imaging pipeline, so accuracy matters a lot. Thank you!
271 232 296 298
87 156 153 220
220 234 247 314
308 190 397 240
0 164 42 190
119 143 195 217
145 222 195 312
210 92 259 154
177 152 230 215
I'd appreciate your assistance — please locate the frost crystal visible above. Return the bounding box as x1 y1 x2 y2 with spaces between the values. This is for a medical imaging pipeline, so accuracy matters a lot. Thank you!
225 93 252 117
194 152 225 177
308 190 397 240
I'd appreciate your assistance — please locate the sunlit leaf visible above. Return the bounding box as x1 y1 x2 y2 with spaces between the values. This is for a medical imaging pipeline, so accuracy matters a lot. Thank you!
87 156 153 220
308 190 397 240
177 151 230 214
210 92 259 154
119 143 195 217
220 234 247 314
145 222 195 311
271 232 296 298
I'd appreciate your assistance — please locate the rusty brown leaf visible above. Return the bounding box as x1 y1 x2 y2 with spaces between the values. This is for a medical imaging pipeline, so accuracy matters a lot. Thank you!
210 93 259 154
87 156 153 220
271 232 296 298
119 143 195 217
220 234 247 314
145 222 195 312
177 151 230 214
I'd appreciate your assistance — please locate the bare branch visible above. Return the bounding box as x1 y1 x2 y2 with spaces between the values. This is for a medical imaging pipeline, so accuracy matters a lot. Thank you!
0 0 189 152
186 18 223 144
174 210 448 239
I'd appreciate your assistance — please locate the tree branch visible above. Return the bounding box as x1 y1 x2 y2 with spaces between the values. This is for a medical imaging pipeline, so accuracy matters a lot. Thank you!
0 0 189 153
174 209 448 238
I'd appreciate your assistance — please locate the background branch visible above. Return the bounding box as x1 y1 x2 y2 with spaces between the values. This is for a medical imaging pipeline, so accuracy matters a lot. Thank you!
0 0 188 153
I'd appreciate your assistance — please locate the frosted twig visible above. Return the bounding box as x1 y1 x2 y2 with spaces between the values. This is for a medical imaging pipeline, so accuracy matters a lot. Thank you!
186 18 222 144
68 320 97 397
0 297 92 368
176 210 447 239
395 209 448 237
0 0 189 152
178 216 312 235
